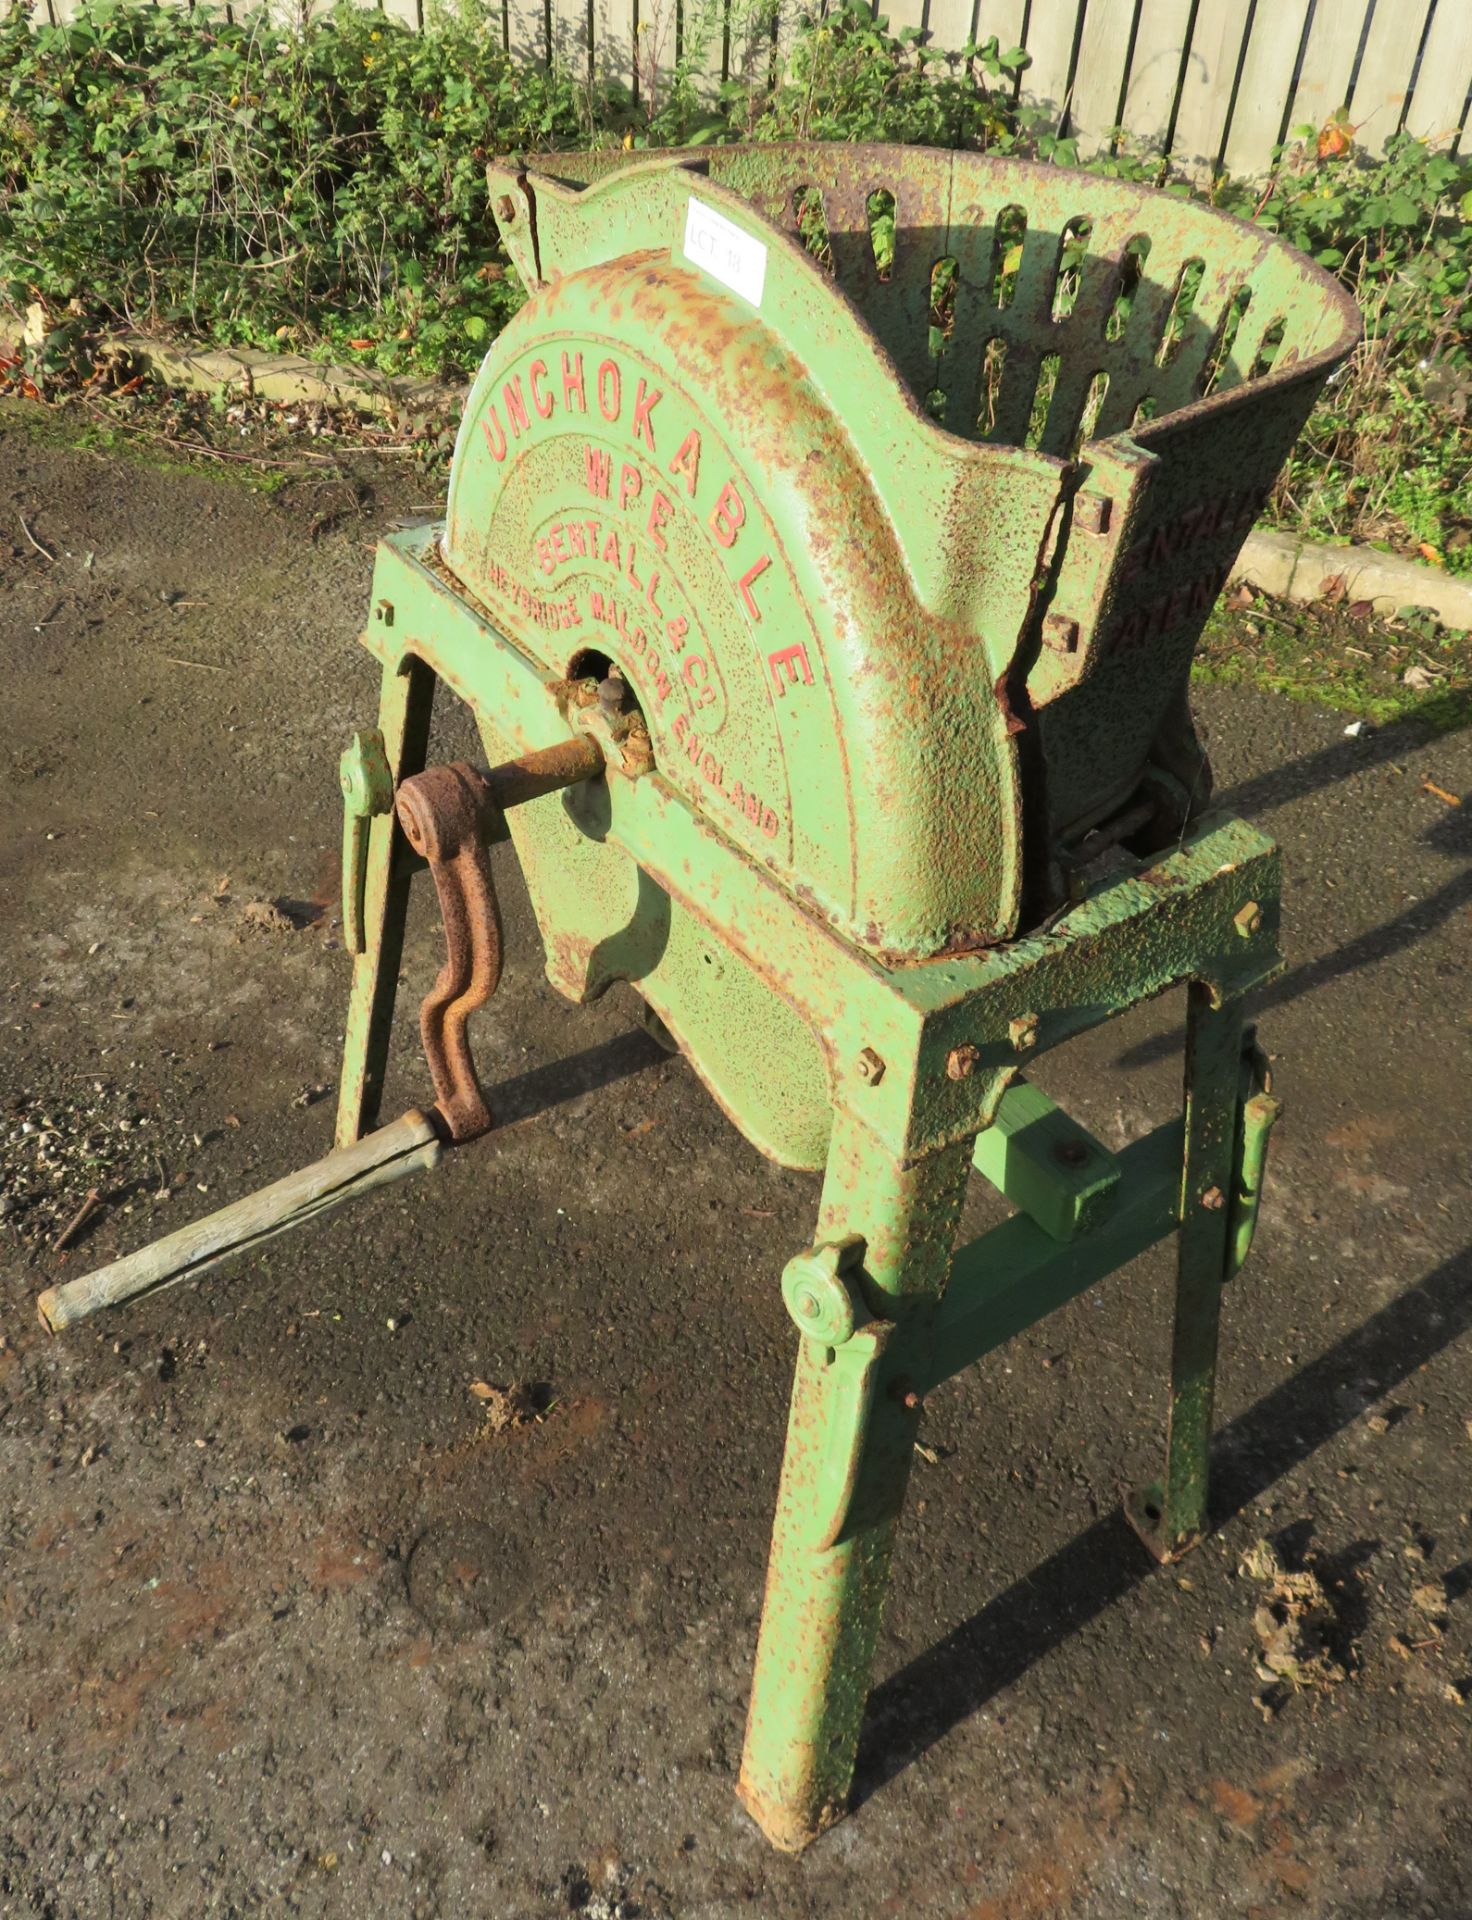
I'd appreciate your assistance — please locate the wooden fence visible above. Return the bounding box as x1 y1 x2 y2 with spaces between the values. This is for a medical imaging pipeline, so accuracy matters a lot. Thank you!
23 0 1472 177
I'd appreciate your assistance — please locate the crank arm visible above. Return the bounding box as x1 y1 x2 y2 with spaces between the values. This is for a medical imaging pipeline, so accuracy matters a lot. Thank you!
394 736 604 1143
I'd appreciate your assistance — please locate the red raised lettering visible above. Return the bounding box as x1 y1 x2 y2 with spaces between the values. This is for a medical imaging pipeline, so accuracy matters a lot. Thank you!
768 642 813 696
631 378 662 451
619 463 642 512
529 359 553 419
710 480 745 548
502 377 530 438
646 490 674 551
562 352 586 412
597 359 622 421
668 429 701 499
684 656 715 709
481 407 507 463
585 446 612 499
738 554 771 621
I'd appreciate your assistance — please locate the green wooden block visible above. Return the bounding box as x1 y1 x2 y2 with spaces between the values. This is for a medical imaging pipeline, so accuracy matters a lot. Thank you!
971 1079 1121 1242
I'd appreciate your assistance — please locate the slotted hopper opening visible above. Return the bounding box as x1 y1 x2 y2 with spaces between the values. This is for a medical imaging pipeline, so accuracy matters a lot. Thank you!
534 143 1359 462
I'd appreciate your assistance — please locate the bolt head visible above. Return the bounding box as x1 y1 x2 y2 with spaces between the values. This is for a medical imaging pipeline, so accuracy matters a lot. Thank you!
1008 1014 1039 1052
1234 901 1263 938
1202 1186 1226 1211
946 1043 980 1081
1043 613 1080 655
1075 491 1113 536
856 1047 886 1086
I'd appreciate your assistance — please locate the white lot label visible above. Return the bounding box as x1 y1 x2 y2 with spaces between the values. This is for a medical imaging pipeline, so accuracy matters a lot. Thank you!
683 195 767 308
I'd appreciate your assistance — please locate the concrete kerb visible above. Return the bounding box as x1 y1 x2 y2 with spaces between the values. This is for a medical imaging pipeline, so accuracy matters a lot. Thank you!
1233 529 1472 632
116 335 1471 633
117 333 464 424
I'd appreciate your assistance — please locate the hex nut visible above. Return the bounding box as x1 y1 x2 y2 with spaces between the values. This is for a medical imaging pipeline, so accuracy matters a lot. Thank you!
1201 1186 1226 1211
856 1047 886 1086
1234 901 1263 938
946 1043 980 1081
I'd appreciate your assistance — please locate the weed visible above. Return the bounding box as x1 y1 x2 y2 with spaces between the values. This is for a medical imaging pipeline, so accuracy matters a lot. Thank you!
1198 588 1471 730
2 0 1471 573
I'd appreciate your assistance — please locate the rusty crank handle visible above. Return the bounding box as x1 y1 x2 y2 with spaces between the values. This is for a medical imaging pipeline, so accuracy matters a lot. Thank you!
35 732 605 1336
393 735 605 1144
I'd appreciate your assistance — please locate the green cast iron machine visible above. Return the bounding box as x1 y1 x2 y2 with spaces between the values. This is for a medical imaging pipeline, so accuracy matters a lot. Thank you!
44 144 1360 1850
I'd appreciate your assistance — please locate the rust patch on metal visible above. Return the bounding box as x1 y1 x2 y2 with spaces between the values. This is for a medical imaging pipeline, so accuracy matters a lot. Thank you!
396 762 503 1143
396 741 605 1139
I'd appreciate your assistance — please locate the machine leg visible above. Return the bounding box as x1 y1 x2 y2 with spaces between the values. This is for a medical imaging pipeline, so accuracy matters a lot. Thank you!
1129 983 1245 1561
737 1119 974 1852
335 656 436 1149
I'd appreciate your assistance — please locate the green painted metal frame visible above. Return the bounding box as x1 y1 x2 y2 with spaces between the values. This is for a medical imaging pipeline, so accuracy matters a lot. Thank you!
337 531 1281 1155
334 524 1283 1851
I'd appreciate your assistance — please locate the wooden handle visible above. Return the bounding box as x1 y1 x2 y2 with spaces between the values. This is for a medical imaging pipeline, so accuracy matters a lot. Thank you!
37 1109 443 1333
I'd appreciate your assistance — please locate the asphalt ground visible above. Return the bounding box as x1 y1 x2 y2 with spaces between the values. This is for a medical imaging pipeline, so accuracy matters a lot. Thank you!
2 404 1470 1918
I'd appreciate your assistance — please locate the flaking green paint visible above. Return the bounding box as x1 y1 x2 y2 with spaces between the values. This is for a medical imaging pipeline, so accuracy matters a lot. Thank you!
327 144 1357 1851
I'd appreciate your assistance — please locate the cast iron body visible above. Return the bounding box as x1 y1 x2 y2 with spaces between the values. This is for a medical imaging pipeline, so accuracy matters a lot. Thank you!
330 143 1359 1847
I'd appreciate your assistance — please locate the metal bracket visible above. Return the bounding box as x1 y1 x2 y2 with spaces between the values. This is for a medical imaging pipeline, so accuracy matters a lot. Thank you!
338 730 394 954
971 1078 1121 1241
780 1238 893 1549
1227 1031 1281 1278
808 1325 891 1551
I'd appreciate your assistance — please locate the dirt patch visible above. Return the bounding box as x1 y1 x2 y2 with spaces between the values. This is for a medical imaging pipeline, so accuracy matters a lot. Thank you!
1240 1536 1352 1710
